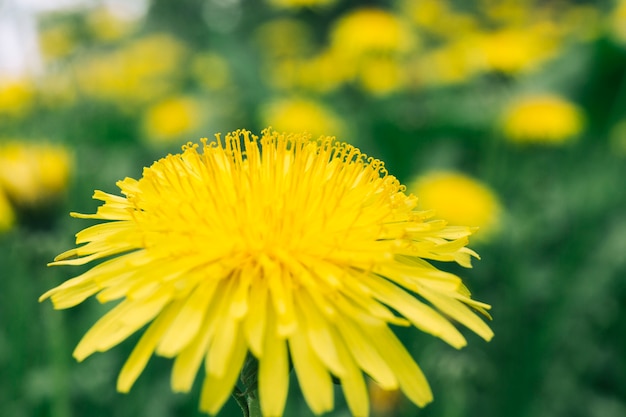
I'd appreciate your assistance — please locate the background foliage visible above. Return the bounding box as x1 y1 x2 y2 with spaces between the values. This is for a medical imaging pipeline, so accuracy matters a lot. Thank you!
1 0 625 416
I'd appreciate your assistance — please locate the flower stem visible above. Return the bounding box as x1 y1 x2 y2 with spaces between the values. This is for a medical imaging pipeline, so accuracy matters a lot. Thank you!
233 354 261 417
246 390 262 417
233 386 250 417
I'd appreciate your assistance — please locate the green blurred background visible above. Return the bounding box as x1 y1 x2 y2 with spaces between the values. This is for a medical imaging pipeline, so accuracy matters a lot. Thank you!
1 0 625 416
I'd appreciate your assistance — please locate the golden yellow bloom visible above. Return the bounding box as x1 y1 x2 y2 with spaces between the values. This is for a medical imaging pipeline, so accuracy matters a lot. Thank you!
75 34 187 106
141 96 204 144
610 0 626 44
38 22 76 61
255 19 313 58
402 0 478 40
41 129 492 417
86 7 139 42
0 142 72 206
260 98 345 139
330 8 416 59
413 40 483 87
266 0 337 9
0 79 34 118
357 56 405 96
0 188 15 233
472 24 560 74
501 94 584 144
191 53 231 92
408 172 501 241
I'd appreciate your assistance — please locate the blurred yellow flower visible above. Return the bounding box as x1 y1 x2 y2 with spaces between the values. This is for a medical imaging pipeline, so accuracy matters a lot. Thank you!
501 94 584 144
409 172 501 240
191 53 231 92
403 0 478 40
610 0 626 44
413 40 482 87
260 98 345 138
75 34 187 106
38 22 76 61
141 96 204 144
269 50 348 93
86 7 139 42
0 142 72 206
0 188 15 233
0 79 35 118
266 0 337 9
357 56 405 96
330 8 416 59
255 18 313 58
472 24 560 74
41 129 492 417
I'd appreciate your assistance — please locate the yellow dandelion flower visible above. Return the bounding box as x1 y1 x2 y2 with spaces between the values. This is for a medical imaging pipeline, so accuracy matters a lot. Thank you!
40 129 492 417
330 8 416 59
357 56 405 96
191 53 231 92
141 96 204 144
408 172 501 241
0 79 34 118
402 0 478 40
472 24 560 74
0 142 72 206
38 22 77 61
413 40 483 87
610 0 626 44
86 7 139 42
501 94 584 144
266 0 337 9
75 34 187 106
260 98 345 139
0 188 15 233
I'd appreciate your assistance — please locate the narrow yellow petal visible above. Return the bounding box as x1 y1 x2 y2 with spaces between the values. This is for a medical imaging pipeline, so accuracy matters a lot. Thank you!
334 314 398 389
330 325 369 417
362 273 467 348
289 320 334 414
198 325 248 415
418 286 494 342
243 278 268 357
370 325 433 407
73 291 171 361
296 290 346 377
117 299 184 392
156 280 218 357
39 276 99 308
171 281 226 392
259 309 289 417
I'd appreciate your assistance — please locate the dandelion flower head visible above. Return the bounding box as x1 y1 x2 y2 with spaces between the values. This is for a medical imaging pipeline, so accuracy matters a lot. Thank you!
330 8 416 58
0 141 72 206
141 96 204 144
41 129 493 417
260 98 345 139
408 171 501 241
501 94 584 144
0 188 15 233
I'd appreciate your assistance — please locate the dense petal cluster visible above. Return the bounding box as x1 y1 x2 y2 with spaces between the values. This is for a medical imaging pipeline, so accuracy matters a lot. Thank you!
41 129 492 417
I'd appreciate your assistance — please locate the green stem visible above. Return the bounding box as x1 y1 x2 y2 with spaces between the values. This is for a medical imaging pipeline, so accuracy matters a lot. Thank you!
233 386 250 417
246 390 262 417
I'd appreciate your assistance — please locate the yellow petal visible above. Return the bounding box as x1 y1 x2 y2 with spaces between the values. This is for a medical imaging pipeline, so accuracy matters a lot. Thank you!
117 299 184 392
198 325 248 415
296 290 346 377
259 308 289 417
372 324 433 407
156 279 218 357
